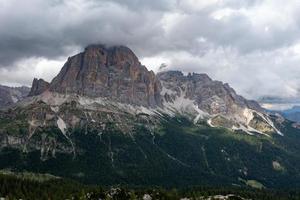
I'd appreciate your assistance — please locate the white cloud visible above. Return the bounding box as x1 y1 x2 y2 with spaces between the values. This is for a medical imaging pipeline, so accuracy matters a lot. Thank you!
141 56 171 72
178 0 221 12
0 58 65 86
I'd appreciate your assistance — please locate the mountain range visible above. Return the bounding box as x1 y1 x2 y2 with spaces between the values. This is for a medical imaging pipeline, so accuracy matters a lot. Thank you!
0 85 30 109
0 44 300 188
258 96 300 123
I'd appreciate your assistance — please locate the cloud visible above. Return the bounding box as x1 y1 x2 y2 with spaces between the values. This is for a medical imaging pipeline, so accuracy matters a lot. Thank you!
0 0 166 65
0 57 65 86
1 0 300 99
151 43 300 99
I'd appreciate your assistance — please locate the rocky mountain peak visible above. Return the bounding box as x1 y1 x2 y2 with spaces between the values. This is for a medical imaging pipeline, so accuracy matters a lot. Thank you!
158 70 261 114
84 44 140 67
28 78 50 96
188 72 212 82
158 71 213 84
49 44 161 107
157 70 280 135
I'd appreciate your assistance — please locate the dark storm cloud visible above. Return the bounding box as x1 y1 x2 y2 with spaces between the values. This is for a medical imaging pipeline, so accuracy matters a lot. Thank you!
1 0 295 67
1 0 300 98
105 0 174 10
0 0 166 66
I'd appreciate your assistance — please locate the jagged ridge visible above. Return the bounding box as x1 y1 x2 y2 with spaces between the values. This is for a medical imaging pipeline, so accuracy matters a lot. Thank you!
22 44 281 136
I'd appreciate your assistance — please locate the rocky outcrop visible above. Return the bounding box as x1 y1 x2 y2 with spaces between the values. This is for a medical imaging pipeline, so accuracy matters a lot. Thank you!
0 85 30 109
157 71 279 134
157 71 260 116
28 78 50 96
49 45 161 107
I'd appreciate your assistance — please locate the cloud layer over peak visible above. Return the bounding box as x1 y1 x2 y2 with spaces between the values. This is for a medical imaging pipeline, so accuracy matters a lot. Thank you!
1 0 300 99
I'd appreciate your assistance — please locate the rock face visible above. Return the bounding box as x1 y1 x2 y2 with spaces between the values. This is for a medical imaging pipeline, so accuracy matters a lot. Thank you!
157 71 262 116
49 45 161 107
157 71 278 134
0 85 30 109
28 78 50 96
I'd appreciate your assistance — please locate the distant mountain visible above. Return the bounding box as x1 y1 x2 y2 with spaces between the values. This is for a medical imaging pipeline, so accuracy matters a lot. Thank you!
0 85 30 109
258 96 300 110
258 96 300 122
1 44 300 189
280 106 300 122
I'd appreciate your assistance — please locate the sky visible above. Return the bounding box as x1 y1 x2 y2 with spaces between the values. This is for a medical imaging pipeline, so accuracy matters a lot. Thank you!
1 0 300 100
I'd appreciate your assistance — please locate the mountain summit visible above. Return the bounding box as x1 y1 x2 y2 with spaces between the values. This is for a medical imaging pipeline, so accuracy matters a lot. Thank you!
157 71 275 134
48 45 161 107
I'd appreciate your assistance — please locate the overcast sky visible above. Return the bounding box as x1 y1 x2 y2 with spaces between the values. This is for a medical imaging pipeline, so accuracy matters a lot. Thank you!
1 0 300 99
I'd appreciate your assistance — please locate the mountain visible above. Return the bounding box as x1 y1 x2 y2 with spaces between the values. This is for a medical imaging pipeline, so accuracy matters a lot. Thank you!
258 96 300 123
157 71 274 134
258 96 300 111
28 78 49 96
0 44 300 189
0 85 30 109
280 106 300 122
49 45 161 107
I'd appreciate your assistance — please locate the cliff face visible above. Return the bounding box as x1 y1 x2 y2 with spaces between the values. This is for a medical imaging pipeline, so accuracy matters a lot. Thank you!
157 71 277 134
28 78 50 96
49 45 161 107
157 71 258 115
